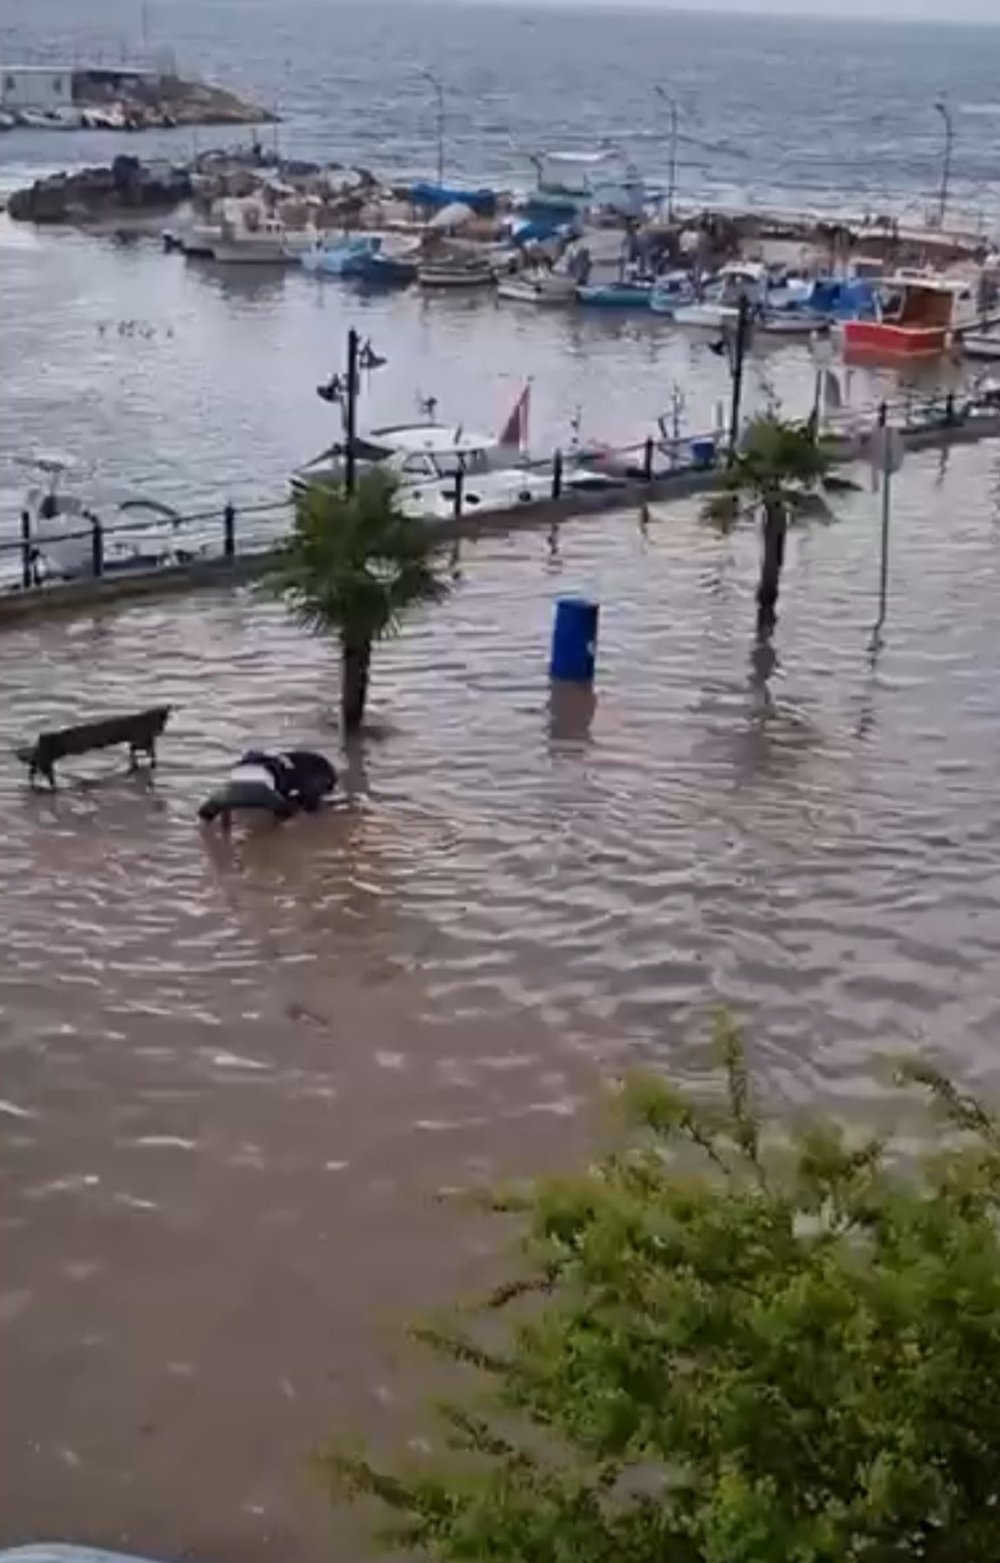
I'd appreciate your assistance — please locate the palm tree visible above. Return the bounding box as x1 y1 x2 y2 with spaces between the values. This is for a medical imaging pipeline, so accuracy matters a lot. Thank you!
268 471 450 733
704 414 856 640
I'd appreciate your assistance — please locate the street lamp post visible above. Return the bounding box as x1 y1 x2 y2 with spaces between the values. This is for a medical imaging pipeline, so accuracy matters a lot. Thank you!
317 329 386 493
423 69 445 189
935 99 953 229
654 86 679 221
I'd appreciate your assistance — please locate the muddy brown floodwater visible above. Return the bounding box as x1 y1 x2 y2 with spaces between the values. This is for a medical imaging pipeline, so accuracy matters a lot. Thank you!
4 450 1000 1561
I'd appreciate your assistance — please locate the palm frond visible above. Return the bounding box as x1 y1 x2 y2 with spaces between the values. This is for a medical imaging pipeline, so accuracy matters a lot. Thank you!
266 470 451 643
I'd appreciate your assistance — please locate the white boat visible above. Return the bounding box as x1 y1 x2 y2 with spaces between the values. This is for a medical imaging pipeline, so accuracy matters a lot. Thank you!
210 198 316 265
11 456 188 586
294 417 616 521
960 330 1000 362
418 257 495 289
757 311 830 337
649 270 697 316
672 262 769 329
496 271 577 305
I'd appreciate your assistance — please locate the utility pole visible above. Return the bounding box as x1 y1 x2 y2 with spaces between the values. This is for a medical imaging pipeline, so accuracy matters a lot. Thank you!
727 296 750 466
423 69 445 189
935 99 953 229
344 326 359 495
654 87 679 222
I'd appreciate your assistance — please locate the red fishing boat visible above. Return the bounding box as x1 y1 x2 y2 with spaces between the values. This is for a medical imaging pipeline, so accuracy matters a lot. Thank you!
844 273 977 360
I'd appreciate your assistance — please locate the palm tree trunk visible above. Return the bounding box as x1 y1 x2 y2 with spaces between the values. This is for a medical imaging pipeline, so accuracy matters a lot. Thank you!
756 498 787 640
341 635 372 733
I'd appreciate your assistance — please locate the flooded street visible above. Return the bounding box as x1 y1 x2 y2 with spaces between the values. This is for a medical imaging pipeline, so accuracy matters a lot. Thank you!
3 441 1000 1557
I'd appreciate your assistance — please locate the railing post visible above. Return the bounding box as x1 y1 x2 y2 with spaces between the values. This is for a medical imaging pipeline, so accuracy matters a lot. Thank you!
452 468 464 520
643 435 655 482
20 511 32 590
91 515 104 578
551 449 563 500
223 502 236 557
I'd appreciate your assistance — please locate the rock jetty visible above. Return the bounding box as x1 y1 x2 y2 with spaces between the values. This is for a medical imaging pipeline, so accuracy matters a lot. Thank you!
8 155 191 223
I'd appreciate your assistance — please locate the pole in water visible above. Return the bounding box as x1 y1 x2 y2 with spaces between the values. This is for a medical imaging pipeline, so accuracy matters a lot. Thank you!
550 597 599 684
870 402 892 654
727 297 749 466
344 327 359 495
20 510 32 590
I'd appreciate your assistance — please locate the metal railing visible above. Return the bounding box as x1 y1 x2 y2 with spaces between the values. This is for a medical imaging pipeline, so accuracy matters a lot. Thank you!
0 389 987 600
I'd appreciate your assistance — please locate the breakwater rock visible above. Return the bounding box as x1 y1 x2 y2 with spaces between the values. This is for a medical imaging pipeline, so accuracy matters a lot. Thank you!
8 156 191 223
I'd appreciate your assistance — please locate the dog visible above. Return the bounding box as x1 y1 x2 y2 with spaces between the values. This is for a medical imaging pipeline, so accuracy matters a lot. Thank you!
198 748 336 828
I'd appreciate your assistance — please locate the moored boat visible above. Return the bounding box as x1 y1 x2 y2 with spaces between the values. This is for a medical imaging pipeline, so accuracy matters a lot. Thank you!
576 279 653 308
418 257 495 289
672 262 768 329
843 273 978 360
649 270 697 316
496 271 577 305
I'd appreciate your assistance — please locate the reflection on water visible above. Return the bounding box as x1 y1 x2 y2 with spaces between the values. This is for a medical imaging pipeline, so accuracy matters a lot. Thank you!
3 419 1000 1557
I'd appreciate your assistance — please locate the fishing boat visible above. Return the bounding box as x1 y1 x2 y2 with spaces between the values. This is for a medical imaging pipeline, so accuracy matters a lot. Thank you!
576 278 653 308
300 235 381 277
843 273 979 360
418 257 495 289
210 198 315 265
496 271 577 305
672 262 768 329
649 270 697 316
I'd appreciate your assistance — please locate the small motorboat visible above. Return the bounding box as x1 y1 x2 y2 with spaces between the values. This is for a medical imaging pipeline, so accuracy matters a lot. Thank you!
756 309 831 337
649 270 697 316
300 234 381 277
959 330 1000 362
576 279 653 308
496 270 577 305
418 257 495 289
353 244 420 286
672 262 768 329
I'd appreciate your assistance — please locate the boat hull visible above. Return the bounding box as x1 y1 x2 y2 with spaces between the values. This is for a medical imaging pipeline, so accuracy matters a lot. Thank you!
672 304 740 329
497 279 575 305
576 284 652 308
418 269 494 289
843 320 949 359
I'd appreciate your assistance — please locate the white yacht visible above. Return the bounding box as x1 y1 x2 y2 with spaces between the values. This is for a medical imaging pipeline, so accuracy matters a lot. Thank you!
294 420 620 520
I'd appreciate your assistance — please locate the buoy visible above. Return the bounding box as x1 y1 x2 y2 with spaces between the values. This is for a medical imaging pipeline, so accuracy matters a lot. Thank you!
550 596 599 684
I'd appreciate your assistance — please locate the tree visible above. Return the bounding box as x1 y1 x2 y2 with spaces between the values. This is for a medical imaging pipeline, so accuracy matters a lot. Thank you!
705 415 856 640
269 472 450 733
320 1017 1000 1563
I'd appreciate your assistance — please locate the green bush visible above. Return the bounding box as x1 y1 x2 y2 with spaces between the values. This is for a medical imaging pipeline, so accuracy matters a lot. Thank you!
321 1017 1000 1563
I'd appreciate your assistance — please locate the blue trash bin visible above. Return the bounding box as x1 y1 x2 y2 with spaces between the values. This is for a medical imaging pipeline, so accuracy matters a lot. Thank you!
690 437 717 469
550 597 599 683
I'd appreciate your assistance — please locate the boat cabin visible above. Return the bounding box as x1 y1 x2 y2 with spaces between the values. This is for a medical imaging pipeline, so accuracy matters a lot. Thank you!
359 424 499 480
880 274 975 330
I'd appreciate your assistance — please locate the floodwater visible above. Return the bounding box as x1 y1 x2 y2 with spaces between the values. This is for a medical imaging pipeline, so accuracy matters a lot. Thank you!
4 440 1000 1559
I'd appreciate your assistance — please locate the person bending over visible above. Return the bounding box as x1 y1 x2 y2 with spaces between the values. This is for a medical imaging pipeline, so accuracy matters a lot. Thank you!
198 748 336 827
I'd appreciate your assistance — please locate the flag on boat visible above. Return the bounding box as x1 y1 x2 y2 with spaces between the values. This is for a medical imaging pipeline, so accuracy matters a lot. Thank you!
499 382 531 452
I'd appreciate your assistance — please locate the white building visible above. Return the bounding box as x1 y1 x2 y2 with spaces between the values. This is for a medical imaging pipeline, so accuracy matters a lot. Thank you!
0 65 75 111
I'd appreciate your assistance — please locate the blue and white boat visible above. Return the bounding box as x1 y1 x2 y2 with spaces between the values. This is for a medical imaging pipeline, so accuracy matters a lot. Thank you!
577 278 654 308
300 234 381 277
649 270 697 316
